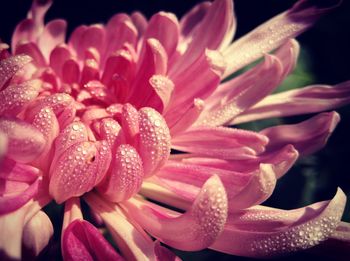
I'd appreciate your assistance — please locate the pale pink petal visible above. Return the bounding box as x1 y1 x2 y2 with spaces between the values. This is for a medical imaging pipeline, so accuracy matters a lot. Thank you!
145 75 174 113
211 188 346 257
145 12 180 57
122 175 227 251
62 198 83 233
38 19 67 61
170 0 234 77
274 38 300 78
223 0 339 77
97 118 123 151
0 117 45 163
198 55 283 127
22 210 53 257
0 54 32 90
138 107 171 177
0 80 41 116
171 127 268 160
49 141 111 203
232 81 350 124
84 192 156 261
97 144 143 202
261 111 340 156
121 103 139 145
62 220 123 261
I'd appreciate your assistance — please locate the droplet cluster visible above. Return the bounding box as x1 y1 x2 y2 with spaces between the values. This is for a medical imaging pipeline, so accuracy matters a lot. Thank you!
0 54 32 88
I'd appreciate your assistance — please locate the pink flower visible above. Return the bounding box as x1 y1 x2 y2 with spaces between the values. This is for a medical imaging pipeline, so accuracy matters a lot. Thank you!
0 0 349 259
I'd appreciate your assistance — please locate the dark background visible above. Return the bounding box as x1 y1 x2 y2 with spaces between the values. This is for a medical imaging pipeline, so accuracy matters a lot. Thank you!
1 0 350 260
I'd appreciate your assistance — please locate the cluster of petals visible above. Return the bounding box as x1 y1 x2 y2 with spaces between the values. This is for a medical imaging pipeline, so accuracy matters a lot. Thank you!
0 0 350 260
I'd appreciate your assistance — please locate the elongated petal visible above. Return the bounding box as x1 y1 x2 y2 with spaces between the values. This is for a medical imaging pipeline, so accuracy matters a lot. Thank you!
198 55 282 127
261 111 340 156
223 0 339 77
172 127 268 160
154 241 181 261
97 144 143 202
138 107 171 177
122 175 227 251
49 141 111 203
0 54 32 90
211 188 346 257
62 220 123 261
0 117 45 163
0 80 41 116
232 81 350 124
84 193 156 261
121 103 139 145
22 210 53 257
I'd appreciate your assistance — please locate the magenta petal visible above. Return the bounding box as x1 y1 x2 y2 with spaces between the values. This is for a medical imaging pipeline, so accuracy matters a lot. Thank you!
49 141 111 203
97 144 143 202
0 54 32 90
0 117 45 163
261 111 340 156
172 126 268 160
233 81 350 124
223 0 339 76
62 220 123 261
0 80 41 116
138 107 171 177
22 210 53 257
123 175 227 251
211 188 346 257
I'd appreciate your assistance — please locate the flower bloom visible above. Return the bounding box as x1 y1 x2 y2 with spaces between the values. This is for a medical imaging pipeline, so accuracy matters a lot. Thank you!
1 0 350 260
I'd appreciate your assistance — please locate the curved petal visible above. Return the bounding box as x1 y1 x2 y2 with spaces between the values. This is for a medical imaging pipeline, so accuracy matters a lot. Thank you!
84 193 156 261
122 175 228 251
0 117 45 163
211 188 346 257
62 220 123 261
154 241 181 261
22 210 53 257
138 107 171 177
261 111 340 156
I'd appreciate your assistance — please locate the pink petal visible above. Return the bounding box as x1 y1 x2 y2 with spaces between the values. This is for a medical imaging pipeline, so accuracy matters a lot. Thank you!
0 54 32 90
38 19 67 61
0 117 45 163
0 131 7 162
75 25 106 61
121 103 139 145
97 144 143 202
14 42 46 66
232 81 350 124
84 192 156 260
0 79 41 116
122 175 227 251
97 118 123 151
22 210 53 257
223 0 339 77
62 58 81 84
49 44 72 77
131 12 148 39
145 75 174 113
145 12 180 57
49 141 111 203
198 54 283 127
274 38 300 78
261 111 340 156
211 188 346 257
171 126 268 160
170 0 234 77
11 19 35 51
62 220 123 261
154 241 181 261
128 39 168 108
62 198 83 233
137 107 171 177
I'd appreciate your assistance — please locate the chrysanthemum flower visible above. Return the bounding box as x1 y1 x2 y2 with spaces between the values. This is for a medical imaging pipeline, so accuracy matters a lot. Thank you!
0 0 349 260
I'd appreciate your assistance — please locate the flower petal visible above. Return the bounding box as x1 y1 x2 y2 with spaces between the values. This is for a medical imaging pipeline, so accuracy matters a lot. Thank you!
261 111 340 156
122 175 227 251
232 81 350 124
223 0 339 77
97 144 144 202
171 126 268 160
154 241 181 261
0 80 41 116
0 117 45 163
84 193 156 261
62 219 123 261
211 188 346 257
22 210 53 257
138 107 171 177
0 54 32 90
